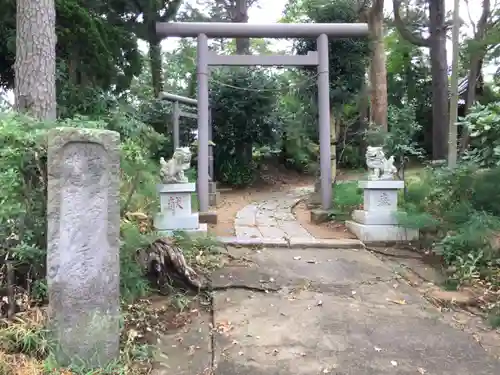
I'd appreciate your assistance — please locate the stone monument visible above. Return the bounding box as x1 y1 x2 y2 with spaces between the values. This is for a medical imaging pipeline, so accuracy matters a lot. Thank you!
47 128 120 368
345 146 418 242
154 147 207 236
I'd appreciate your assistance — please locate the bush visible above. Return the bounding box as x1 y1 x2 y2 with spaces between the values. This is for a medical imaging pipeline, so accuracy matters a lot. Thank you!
210 67 279 187
401 163 500 287
459 102 500 167
331 181 363 219
0 111 163 303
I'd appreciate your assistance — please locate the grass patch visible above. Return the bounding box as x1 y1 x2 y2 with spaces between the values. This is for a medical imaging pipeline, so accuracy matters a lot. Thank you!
191 193 199 212
331 181 363 220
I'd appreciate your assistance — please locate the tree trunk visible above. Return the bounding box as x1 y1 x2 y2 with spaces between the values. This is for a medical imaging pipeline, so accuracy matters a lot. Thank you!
233 0 250 54
429 0 449 160
146 9 163 97
460 0 490 152
448 0 460 168
149 38 163 97
368 0 388 131
15 0 57 120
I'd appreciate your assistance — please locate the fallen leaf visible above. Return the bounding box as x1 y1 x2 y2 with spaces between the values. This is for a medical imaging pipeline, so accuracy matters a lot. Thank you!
387 299 407 305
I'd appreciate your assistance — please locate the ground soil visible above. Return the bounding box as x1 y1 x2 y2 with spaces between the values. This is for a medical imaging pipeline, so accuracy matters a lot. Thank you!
292 200 357 239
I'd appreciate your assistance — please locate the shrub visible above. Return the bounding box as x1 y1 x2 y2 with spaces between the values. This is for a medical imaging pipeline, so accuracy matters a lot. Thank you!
459 102 500 167
0 111 163 303
331 181 363 219
401 163 500 287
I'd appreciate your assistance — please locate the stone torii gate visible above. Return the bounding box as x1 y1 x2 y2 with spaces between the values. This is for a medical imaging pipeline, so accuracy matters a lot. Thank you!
156 22 369 214
158 92 198 150
158 91 218 206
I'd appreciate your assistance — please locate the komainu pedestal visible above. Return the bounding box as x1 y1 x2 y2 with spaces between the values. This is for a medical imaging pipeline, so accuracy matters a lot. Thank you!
155 148 207 236
345 147 418 242
346 180 419 242
154 183 206 235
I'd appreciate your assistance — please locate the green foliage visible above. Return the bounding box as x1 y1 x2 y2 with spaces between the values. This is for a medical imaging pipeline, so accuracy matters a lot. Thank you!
211 68 279 186
331 181 362 219
385 29 432 154
401 164 500 289
0 111 164 303
290 0 370 106
0 0 142 95
273 72 319 173
459 102 500 167
364 103 425 177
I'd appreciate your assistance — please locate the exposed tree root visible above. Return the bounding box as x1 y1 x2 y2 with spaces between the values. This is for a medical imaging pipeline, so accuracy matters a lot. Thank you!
137 238 209 293
136 238 274 294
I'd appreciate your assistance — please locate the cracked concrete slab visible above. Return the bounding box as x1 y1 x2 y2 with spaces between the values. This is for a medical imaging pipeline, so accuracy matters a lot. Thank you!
153 246 500 375
151 312 212 375
210 247 500 375
247 248 396 286
213 290 500 375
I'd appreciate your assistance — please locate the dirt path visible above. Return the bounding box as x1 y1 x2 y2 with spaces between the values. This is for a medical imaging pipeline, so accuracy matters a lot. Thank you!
153 246 500 375
209 168 361 239
209 168 315 237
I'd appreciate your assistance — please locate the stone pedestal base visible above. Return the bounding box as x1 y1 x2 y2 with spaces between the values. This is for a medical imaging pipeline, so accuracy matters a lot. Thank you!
310 209 329 224
345 221 418 242
154 212 199 230
346 180 418 243
158 223 208 238
314 179 321 193
208 181 220 206
155 182 203 232
209 191 220 206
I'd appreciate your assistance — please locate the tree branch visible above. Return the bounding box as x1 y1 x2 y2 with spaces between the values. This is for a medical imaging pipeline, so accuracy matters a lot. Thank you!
159 0 183 22
464 0 478 35
392 0 431 47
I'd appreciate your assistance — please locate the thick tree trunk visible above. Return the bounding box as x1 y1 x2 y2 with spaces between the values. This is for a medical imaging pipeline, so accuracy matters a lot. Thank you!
146 10 163 98
368 0 388 131
429 0 449 160
149 38 163 97
15 0 57 120
460 0 490 152
233 0 250 54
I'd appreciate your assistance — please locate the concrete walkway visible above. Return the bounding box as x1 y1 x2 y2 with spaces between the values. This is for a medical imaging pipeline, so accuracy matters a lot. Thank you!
154 245 500 375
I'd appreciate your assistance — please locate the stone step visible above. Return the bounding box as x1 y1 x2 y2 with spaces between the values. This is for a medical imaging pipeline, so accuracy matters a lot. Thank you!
216 236 364 249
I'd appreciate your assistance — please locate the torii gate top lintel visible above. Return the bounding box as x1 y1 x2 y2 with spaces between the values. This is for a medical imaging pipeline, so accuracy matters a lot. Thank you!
156 22 369 39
